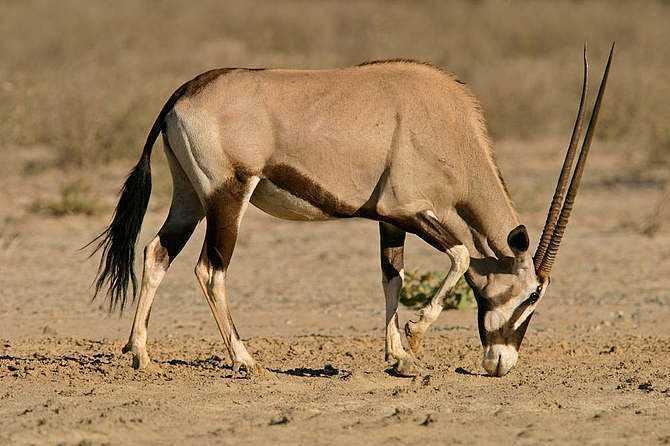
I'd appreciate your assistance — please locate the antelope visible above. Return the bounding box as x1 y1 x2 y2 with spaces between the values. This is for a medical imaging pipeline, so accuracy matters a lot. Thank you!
90 44 613 378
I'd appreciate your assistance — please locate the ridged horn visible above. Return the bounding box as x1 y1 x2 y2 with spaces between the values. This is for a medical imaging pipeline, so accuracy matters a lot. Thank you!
533 45 589 272
536 43 615 280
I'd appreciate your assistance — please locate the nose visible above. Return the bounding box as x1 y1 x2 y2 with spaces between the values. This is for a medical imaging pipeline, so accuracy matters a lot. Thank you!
482 344 518 377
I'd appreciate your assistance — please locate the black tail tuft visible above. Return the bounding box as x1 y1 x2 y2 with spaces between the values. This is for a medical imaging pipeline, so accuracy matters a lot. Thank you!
86 72 193 313
87 152 152 313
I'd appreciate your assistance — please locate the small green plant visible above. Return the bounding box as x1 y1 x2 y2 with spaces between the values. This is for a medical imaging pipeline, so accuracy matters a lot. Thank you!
400 269 475 310
30 181 101 217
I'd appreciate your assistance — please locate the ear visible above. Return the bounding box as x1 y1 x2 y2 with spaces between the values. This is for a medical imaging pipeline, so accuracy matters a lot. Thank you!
507 225 529 256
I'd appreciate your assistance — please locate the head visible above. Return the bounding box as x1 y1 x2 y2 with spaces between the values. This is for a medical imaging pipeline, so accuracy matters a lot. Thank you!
467 44 614 377
466 225 548 376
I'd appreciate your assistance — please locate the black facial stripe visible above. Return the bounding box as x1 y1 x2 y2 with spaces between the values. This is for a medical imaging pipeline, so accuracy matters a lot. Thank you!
477 306 487 345
475 285 540 348
508 290 541 328
509 300 532 327
513 312 534 350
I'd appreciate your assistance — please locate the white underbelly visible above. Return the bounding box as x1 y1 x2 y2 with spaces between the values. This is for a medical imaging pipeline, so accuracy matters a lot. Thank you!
250 179 333 221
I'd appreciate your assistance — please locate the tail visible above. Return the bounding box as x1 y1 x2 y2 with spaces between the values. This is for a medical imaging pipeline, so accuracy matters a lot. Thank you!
86 106 166 313
87 71 220 312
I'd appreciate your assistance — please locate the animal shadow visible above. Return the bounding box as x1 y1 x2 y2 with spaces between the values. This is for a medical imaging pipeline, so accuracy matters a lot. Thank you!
161 355 232 370
271 363 348 378
455 366 487 377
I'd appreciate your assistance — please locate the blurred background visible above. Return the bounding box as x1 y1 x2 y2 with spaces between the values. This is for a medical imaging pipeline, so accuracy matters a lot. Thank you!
1 0 668 168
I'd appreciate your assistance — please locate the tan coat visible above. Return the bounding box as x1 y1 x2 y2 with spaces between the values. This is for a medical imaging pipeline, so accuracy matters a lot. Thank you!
91 47 612 378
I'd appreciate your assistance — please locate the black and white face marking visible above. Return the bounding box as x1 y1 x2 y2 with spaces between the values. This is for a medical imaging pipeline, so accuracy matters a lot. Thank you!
476 280 547 377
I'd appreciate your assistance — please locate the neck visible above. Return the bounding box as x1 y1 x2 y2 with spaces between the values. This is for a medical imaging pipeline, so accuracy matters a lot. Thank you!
460 164 520 260
450 156 523 291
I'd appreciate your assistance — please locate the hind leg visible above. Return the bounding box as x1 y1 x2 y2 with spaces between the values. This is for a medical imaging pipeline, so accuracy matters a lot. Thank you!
123 143 204 369
194 175 262 377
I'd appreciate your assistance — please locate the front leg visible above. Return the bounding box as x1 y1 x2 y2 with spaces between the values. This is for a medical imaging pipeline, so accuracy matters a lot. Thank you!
379 222 420 377
405 245 470 356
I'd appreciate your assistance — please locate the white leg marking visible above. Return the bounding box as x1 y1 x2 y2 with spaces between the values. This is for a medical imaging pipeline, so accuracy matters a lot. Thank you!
195 177 263 376
195 263 256 369
383 271 406 362
123 237 169 369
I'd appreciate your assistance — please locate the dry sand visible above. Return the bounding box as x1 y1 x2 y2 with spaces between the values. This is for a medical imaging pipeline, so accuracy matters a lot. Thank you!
1 139 669 445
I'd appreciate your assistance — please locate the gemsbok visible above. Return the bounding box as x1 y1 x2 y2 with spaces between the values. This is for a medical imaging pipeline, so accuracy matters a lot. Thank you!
90 44 613 378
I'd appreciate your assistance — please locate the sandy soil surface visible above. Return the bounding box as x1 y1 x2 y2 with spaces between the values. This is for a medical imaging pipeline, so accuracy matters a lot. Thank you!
1 140 669 445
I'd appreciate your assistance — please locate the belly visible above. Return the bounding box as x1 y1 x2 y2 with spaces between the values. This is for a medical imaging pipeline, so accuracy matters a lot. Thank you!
250 179 334 221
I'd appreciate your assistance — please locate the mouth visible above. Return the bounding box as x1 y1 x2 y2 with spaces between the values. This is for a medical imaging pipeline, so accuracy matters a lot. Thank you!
482 344 518 377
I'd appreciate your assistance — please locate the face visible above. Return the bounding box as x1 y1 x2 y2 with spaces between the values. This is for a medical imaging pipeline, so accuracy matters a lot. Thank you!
475 272 547 376
468 225 548 377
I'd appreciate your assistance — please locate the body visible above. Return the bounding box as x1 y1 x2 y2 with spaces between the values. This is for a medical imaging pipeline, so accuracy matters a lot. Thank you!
169 63 508 229
90 49 612 377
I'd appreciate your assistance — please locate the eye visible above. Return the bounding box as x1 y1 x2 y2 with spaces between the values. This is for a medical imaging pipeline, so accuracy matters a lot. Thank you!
528 291 540 304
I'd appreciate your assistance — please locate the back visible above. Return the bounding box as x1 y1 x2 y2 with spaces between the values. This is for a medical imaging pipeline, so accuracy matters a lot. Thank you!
175 60 493 216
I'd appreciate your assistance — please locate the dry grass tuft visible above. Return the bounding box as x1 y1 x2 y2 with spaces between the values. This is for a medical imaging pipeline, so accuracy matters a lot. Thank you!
30 181 102 217
0 217 20 254
640 183 670 237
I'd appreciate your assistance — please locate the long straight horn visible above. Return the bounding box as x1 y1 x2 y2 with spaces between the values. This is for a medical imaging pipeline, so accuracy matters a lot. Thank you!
533 45 589 272
537 43 615 279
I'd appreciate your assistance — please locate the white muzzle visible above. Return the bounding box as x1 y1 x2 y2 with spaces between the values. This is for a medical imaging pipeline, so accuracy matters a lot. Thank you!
482 344 518 377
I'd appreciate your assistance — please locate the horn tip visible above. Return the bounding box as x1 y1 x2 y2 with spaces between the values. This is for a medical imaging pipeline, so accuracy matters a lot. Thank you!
583 44 589 67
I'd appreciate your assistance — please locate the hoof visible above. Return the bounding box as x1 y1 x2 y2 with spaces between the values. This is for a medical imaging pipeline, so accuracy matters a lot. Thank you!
405 321 424 357
131 353 151 370
394 356 422 378
232 361 272 380
123 342 151 370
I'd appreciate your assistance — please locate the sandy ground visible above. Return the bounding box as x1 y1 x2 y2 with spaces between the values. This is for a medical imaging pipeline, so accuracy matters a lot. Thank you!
1 139 670 445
